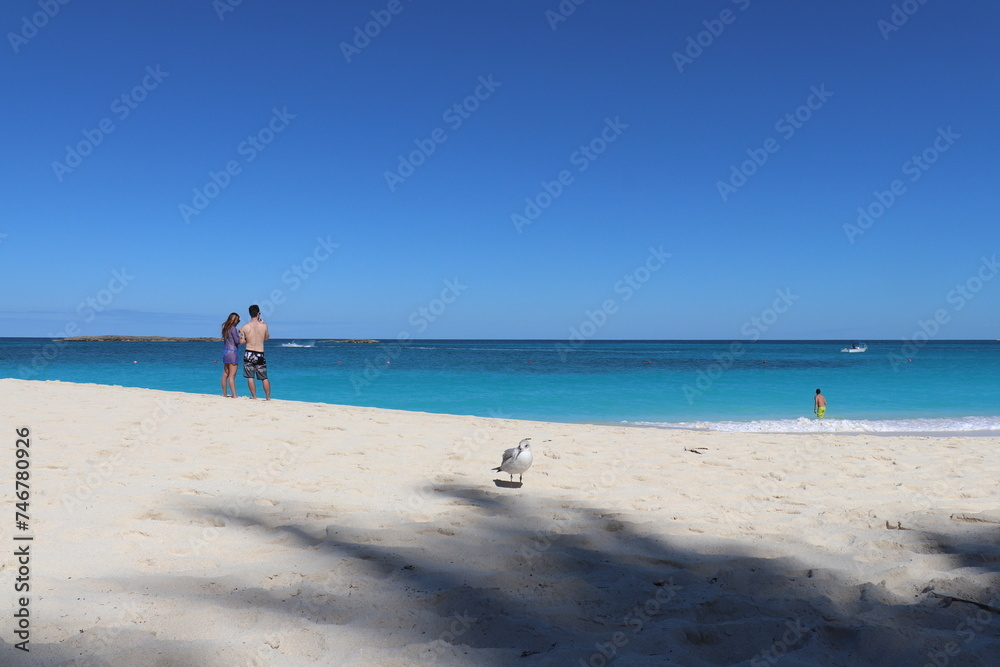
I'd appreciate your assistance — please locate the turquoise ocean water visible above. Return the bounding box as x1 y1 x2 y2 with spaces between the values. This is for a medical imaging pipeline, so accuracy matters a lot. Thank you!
2 338 998 433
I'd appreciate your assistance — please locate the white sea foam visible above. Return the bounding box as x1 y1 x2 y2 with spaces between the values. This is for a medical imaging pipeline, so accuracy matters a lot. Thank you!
634 416 1000 434
281 342 315 348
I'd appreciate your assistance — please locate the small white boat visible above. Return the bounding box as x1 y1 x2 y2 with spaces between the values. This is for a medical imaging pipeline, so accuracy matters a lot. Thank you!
841 342 868 353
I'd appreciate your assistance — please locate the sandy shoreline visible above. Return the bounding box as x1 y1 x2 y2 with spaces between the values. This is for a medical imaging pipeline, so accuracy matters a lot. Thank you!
2 378 999 665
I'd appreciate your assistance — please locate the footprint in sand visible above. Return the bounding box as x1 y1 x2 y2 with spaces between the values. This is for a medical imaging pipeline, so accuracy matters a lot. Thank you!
190 516 227 528
164 487 215 497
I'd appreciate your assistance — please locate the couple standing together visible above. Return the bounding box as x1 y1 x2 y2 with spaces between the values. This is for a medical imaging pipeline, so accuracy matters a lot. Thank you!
220 305 271 400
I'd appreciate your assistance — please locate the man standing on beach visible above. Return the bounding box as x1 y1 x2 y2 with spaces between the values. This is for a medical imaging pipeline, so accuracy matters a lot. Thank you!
241 304 271 400
814 389 826 419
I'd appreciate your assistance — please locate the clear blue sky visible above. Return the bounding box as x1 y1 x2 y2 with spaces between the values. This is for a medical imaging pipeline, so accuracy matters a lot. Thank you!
2 0 998 339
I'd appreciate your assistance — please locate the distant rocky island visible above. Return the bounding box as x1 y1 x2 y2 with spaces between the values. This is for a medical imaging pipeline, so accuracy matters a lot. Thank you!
318 339 380 343
56 335 219 342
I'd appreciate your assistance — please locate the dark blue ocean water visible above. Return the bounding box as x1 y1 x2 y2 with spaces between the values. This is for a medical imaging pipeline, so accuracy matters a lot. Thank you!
2 338 998 433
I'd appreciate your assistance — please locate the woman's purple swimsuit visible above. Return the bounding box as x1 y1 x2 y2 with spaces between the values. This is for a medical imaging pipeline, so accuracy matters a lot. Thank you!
222 327 240 365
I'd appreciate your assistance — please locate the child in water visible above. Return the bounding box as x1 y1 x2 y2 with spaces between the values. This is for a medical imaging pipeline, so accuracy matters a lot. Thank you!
814 389 827 418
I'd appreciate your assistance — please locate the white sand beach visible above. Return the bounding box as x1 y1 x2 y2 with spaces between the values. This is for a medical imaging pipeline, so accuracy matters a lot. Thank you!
2 378 999 665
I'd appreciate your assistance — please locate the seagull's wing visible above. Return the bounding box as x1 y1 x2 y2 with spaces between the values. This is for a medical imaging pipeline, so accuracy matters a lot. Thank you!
492 446 518 471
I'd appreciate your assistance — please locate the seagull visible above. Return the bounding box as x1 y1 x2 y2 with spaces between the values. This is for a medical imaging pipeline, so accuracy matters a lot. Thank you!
493 438 533 483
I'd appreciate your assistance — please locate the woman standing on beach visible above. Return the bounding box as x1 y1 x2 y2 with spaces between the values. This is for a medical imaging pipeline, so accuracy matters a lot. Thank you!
221 312 242 397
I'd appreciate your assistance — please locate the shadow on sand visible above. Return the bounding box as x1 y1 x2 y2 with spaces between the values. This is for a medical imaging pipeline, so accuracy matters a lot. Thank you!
9 485 1000 665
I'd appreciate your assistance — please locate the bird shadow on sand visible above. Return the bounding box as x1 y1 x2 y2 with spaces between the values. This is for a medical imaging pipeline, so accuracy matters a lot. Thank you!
15 488 1000 666
492 479 523 489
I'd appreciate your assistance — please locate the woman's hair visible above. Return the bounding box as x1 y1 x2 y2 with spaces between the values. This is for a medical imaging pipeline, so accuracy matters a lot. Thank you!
221 312 240 339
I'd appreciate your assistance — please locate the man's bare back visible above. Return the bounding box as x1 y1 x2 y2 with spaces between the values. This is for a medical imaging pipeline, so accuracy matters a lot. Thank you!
241 317 269 352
